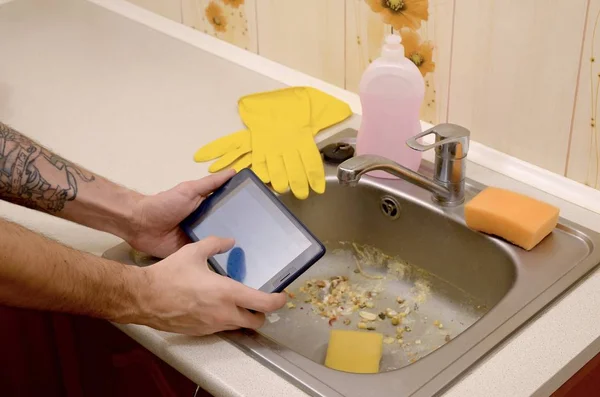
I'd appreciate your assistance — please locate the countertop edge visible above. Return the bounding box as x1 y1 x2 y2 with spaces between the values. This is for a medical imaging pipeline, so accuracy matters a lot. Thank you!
534 334 600 397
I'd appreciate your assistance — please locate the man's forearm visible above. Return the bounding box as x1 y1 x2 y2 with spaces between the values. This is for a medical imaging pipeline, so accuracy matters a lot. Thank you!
0 121 141 240
0 217 147 322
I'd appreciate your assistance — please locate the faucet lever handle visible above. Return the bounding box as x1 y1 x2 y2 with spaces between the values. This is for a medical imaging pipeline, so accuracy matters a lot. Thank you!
406 123 470 159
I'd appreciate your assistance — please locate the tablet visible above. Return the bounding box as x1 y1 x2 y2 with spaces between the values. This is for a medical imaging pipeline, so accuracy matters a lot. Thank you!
180 168 326 293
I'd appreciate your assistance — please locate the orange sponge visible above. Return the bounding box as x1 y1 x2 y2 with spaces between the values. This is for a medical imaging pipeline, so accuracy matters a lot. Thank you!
324 329 383 373
465 187 560 251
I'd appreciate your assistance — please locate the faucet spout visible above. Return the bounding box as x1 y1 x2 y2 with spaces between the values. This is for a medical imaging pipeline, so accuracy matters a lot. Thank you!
337 123 470 207
337 155 452 200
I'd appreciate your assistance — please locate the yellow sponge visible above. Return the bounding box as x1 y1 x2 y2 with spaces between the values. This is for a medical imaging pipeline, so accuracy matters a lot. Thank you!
324 329 383 374
465 187 560 251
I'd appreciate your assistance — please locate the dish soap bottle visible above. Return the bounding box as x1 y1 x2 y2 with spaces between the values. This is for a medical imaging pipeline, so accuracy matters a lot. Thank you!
355 33 425 176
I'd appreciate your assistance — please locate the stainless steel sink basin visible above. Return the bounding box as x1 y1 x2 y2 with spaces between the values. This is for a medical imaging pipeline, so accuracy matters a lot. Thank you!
103 128 600 397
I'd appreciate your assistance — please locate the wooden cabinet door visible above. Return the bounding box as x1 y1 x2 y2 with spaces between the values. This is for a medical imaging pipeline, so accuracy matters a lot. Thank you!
0 306 204 397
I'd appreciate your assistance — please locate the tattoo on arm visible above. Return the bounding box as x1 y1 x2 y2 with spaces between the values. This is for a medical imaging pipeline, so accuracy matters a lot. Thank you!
0 121 95 213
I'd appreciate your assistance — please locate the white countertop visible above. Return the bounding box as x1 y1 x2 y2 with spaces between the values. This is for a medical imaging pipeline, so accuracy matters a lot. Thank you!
2 0 600 396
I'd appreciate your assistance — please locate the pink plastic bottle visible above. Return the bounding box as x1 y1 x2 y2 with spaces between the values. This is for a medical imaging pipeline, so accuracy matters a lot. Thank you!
356 34 425 178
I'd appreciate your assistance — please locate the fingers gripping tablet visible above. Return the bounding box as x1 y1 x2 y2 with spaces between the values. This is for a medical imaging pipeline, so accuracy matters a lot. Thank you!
180 169 325 293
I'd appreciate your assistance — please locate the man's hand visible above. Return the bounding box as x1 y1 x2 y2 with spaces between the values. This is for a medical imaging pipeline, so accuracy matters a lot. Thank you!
127 169 236 258
138 236 287 335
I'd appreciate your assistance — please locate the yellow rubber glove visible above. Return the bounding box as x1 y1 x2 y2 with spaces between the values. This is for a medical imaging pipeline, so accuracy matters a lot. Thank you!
193 129 252 173
193 86 352 199
240 87 314 198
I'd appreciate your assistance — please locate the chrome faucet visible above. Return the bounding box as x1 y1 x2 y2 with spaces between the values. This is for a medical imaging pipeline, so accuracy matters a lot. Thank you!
337 123 470 206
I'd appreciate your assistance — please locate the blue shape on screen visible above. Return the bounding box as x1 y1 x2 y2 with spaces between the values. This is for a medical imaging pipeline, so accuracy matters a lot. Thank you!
227 247 246 283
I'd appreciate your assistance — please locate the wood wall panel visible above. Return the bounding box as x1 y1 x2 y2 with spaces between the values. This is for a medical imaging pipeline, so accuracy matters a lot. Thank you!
254 0 346 87
426 0 454 124
567 0 600 188
447 0 588 175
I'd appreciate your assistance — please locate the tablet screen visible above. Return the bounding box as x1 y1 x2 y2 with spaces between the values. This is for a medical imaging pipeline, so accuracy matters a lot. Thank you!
188 179 313 290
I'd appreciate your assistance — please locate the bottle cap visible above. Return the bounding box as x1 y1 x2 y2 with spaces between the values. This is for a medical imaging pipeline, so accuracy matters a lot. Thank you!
382 34 404 60
385 34 402 46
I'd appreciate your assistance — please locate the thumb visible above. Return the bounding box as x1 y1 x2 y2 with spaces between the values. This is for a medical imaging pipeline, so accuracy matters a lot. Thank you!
186 169 236 199
174 170 236 214
166 169 236 211
190 236 235 260
231 281 288 313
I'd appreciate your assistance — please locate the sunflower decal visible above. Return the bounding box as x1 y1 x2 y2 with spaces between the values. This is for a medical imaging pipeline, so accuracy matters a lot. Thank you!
223 0 245 8
365 0 429 31
205 1 227 33
399 28 435 76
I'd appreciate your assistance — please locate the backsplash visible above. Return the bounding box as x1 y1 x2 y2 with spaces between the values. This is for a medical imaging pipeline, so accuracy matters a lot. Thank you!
127 0 600 190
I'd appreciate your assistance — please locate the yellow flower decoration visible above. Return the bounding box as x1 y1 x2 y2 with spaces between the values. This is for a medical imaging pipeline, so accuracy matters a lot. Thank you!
223 0 245 8
205 1 227 33
400 28 435 77
365 0 429 31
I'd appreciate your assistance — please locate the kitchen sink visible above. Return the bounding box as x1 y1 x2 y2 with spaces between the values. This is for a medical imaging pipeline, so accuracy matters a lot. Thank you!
103 128 600 396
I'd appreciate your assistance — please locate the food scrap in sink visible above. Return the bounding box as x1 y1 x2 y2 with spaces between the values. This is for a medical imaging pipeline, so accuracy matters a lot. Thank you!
292 276 384 323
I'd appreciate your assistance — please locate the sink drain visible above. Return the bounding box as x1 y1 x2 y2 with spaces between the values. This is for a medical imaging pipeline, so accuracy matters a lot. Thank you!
380 195 401 220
